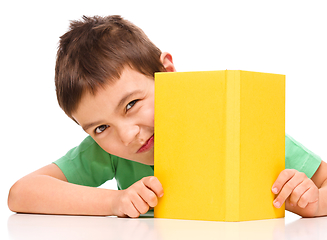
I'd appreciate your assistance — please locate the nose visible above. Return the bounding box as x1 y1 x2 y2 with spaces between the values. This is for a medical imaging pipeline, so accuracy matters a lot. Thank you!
116 123 140 146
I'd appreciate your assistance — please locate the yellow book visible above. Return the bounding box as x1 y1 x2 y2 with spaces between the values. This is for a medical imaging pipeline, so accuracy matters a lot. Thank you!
154 70 285 221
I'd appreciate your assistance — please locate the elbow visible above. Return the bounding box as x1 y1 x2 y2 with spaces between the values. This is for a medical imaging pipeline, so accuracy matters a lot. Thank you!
8 180 23 213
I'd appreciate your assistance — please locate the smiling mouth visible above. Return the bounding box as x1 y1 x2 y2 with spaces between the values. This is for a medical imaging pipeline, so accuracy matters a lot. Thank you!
137 135 154 153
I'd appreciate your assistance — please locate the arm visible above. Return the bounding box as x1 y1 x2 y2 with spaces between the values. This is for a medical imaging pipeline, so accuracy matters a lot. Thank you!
8 163 163 217
272 160 327 217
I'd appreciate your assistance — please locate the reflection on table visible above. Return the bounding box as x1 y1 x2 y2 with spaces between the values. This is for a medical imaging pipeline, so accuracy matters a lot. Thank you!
7 211 327 240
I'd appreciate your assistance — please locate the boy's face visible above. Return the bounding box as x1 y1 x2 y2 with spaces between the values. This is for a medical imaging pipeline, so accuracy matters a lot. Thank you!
72 67 155 165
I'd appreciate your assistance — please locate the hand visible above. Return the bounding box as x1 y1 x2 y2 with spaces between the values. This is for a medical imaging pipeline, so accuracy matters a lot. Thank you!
272 169 319 217
112 176 163 218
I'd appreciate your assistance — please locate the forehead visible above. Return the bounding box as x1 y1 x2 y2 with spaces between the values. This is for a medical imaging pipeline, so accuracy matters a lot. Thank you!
72 67 154 124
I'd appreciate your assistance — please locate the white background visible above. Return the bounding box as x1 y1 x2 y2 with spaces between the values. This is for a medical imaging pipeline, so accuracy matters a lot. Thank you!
1 0 326 229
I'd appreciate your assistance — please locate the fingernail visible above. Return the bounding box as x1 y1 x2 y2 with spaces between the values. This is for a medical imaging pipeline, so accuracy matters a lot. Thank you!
273 200 281 208
159 193 164 198
272 187 278 194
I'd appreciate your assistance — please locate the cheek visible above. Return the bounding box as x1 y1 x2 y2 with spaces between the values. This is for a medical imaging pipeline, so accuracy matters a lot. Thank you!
148 101 155 125
140 103 154 127
94 136 124 156
100 143 130 160
147 109 155 127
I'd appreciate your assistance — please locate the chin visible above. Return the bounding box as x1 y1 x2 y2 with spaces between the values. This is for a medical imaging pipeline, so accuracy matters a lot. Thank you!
136 149 154 165
135 158 154 166
122 154 154 166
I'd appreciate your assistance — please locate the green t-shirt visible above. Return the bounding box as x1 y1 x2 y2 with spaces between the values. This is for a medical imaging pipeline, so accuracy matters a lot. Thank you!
54 134 321 190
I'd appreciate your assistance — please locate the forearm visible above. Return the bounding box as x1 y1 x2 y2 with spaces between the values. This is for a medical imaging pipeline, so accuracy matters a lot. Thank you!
8 175 118 216
317 179 327 217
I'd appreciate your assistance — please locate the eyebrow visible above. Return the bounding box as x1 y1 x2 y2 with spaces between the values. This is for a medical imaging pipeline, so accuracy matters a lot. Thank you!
81 90 143 132
81 120 106 132
116 90 142 112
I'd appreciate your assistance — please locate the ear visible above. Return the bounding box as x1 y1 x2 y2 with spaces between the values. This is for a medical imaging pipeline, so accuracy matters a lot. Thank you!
160 52 176 72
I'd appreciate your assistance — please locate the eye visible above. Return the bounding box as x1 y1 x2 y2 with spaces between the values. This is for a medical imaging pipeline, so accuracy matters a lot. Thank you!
126 99 138 112
95 125 109 134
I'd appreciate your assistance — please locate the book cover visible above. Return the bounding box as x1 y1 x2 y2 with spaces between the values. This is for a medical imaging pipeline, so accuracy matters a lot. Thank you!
154 70 285 221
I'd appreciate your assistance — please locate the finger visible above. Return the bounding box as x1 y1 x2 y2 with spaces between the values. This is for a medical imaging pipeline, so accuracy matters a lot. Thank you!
121 200 140 218
272 169 297 194
137 181 159 208
297 187 319 208
289 179 311 206
141 176 164 198
119 190 143 218
273 172 306 208
130 192 150 215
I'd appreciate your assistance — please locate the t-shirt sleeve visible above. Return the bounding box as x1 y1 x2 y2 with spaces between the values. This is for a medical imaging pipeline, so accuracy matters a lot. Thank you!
53 136 116 187
285 134 322 178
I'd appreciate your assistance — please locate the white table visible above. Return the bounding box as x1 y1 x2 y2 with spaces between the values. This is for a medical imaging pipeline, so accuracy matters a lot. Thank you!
4 211 327 240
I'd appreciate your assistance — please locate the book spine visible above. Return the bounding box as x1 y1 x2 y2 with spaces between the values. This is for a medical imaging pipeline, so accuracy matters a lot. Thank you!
225 70 241 221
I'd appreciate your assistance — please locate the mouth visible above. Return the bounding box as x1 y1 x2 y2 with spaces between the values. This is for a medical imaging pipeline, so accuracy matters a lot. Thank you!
137 135 154 153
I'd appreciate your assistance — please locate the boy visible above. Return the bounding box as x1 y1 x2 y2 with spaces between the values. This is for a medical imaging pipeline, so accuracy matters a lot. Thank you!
8 15 327 218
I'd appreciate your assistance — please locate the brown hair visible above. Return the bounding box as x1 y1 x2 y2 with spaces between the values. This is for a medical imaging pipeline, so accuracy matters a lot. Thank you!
55 15 164 119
